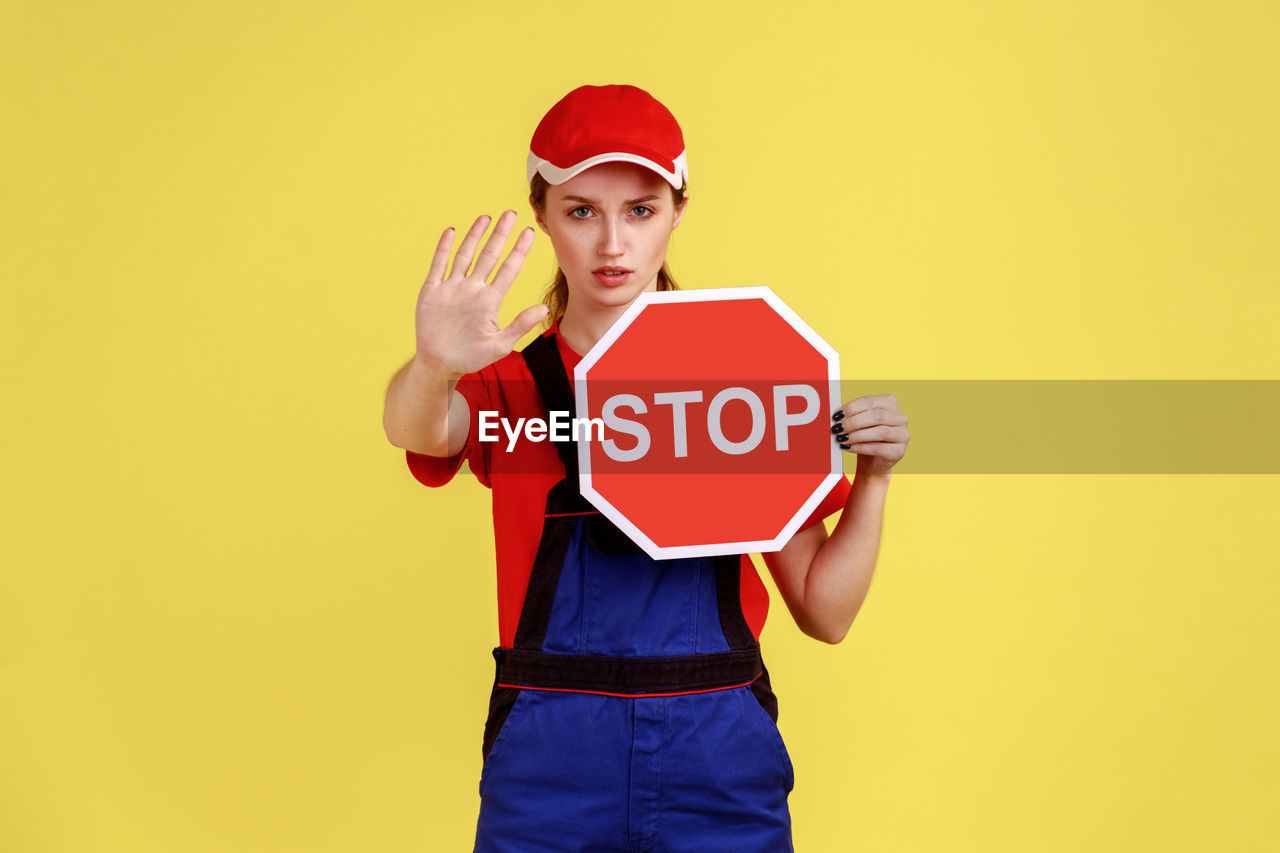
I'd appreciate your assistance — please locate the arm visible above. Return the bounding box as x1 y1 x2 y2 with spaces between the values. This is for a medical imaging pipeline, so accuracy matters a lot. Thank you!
382 358 469 457
381 210 546 458
763 395 909 644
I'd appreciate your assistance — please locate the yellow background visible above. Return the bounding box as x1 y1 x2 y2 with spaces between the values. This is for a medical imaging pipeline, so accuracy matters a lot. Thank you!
3 0 1277 850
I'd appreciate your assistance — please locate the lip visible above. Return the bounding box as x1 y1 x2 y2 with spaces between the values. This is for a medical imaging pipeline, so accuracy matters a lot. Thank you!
592 266 633 287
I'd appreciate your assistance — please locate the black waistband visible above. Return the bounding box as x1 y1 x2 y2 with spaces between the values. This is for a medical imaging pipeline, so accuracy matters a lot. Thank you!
492 646 763 696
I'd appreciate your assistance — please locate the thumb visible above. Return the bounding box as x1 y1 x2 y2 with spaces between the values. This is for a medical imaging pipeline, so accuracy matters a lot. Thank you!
500 304 551 350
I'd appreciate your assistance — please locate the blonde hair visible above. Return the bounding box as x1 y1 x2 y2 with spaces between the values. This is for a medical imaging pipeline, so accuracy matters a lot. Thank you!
528 172 686 329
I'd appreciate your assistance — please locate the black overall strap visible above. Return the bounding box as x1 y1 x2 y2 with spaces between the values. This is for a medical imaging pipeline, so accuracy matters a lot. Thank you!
520 332 579 479
721 548 778 722
521 330 642 557
714 553 758 651
507 334 592 653
509 479 584 651
495 648 763 696
715 553 780 720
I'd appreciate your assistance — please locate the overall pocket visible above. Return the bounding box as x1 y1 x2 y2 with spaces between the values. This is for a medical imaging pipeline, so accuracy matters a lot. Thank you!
478 688 533 798
744 685 796 793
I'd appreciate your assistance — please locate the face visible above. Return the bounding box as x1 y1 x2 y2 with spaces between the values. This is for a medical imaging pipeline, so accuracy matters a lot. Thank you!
534 161 686 317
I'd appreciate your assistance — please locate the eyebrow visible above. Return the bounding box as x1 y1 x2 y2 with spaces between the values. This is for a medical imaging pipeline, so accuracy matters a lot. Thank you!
561 194 663 205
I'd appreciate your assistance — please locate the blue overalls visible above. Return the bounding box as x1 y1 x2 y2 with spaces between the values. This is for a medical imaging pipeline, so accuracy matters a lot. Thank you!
473 335 795 853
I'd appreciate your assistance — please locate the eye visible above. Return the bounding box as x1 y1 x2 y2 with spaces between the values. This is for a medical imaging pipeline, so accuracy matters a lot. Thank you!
569 206 592 219
631 205 653 218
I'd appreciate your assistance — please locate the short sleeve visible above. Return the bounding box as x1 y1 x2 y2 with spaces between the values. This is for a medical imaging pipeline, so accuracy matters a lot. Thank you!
798 474 852 530
404 370 493 489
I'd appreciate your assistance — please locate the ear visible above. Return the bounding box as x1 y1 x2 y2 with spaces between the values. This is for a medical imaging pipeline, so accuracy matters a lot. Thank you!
672 190 689 229
529 196 550 234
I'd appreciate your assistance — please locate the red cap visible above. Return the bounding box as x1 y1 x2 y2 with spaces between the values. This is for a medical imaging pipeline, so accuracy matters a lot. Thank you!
527 84 688 189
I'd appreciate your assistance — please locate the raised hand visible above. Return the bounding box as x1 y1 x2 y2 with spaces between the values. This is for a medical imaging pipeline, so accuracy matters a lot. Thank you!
831 395 911 475
414 210 548 376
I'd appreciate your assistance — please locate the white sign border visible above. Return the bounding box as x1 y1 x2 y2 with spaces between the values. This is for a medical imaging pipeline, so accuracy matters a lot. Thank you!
573 286 843 561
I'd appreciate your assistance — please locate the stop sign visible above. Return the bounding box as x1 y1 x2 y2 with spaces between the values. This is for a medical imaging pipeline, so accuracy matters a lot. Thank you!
573 286 842 560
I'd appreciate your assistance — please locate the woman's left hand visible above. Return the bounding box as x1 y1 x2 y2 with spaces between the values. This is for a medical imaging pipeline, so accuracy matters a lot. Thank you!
831 394 911 475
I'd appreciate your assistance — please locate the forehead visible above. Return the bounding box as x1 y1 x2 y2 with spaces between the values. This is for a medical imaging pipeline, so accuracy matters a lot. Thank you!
548 161 669 201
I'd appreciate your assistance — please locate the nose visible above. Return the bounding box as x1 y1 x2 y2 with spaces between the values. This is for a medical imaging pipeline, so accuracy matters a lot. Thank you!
598 216 624 258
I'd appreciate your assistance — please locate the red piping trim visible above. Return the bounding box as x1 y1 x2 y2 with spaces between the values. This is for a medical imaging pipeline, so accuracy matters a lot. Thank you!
497 671 761 699
544 510 600 518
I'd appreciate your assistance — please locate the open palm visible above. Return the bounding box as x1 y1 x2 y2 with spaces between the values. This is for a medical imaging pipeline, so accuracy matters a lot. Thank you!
415 210 548 376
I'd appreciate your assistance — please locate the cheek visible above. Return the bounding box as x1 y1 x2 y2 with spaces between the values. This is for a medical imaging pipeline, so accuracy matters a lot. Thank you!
644 229 674 262
545 230 580 264
549 223 587 250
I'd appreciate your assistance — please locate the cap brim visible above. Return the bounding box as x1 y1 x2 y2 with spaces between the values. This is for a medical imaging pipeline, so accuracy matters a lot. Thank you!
527 150 687 189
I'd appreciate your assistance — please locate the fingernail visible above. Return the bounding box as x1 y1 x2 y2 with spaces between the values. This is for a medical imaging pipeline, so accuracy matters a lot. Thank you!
832 411 845 421
831 424 844 434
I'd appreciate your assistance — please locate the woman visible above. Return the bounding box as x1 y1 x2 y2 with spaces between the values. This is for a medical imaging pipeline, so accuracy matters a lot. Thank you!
383 84 909 852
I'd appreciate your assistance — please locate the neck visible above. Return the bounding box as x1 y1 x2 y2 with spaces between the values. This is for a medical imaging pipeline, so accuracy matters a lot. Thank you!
556 305 629 357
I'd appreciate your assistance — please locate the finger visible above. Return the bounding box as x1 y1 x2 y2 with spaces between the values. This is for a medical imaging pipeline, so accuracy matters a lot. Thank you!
838 441 902 456
471 210 517 282
448 214 492 279
499 303 551 350
830 396 887 423
840 394 900 416
838 424 907 444
490 227 536 297
424 226 455 286
835 407 909 433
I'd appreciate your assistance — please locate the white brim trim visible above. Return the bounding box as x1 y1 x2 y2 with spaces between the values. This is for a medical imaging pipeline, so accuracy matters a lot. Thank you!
527 150 688 189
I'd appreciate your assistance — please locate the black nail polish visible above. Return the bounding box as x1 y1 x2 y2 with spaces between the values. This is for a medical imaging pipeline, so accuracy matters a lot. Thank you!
831 424 844 434
832 411 845 421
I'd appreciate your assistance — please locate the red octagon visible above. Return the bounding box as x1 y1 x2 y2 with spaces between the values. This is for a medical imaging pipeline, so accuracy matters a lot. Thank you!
573 287 842 560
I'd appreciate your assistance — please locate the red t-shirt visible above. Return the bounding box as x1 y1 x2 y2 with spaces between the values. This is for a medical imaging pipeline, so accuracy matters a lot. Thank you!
405 322 853 648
